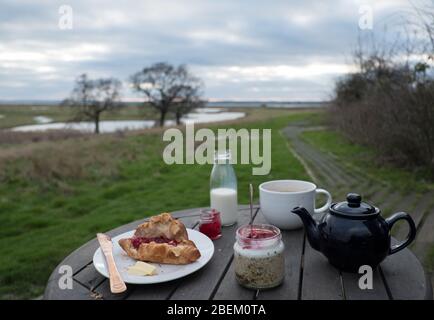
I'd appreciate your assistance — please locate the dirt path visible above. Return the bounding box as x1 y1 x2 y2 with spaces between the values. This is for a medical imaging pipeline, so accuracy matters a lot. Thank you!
283 124 434 297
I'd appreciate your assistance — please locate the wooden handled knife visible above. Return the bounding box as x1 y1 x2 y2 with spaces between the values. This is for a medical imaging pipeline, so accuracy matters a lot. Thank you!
97 233 127 294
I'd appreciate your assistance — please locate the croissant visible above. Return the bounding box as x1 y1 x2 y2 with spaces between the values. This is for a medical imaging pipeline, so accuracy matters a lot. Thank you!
118 213 201 265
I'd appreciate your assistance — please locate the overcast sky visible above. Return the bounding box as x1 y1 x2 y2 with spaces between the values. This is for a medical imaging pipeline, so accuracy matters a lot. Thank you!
0 0 414 101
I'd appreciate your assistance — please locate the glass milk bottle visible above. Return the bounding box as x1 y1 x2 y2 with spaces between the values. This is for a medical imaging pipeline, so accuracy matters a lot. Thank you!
210 151 238 226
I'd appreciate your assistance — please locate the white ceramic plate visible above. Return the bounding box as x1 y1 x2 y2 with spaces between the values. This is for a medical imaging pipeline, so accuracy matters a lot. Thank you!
93 229 214 284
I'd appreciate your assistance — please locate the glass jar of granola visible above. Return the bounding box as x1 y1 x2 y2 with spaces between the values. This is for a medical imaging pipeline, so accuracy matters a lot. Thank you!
233 224 285 289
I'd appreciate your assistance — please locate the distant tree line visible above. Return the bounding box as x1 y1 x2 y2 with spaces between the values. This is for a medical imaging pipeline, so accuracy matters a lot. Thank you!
63 62 204 133
330 3 434 173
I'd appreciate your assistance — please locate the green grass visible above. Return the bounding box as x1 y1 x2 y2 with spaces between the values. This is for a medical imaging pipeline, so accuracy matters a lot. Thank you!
0 105 72 129
301 129 434 191
0 110 310 299
0 104 162 129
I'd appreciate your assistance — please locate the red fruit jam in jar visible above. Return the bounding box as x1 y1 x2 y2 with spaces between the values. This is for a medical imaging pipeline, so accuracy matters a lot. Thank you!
199 209 222 240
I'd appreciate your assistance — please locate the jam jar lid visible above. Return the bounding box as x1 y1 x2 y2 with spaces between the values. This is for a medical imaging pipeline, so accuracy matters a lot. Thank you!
330 193 379 218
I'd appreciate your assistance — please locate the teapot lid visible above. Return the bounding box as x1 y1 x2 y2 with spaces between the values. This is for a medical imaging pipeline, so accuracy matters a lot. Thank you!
330 193 378 218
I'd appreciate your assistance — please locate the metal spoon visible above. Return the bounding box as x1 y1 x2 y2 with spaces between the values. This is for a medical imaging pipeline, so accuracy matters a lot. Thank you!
249 183 254 230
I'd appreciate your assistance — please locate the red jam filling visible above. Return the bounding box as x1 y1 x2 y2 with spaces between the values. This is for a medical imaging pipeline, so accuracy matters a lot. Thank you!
199 219 221 240
238 226 279 249
246 228 275 239
131 236 178 249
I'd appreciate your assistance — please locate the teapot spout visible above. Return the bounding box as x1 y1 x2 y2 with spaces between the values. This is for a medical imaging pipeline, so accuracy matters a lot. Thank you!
291 206 321 251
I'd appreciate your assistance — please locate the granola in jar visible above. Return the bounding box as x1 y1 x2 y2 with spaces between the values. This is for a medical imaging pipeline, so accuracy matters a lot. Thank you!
234 224 284 289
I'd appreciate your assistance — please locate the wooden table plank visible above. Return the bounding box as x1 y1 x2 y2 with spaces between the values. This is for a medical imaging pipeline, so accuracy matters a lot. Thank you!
74 263 106 291
213 258 255 300
43 240 100 299
301 238 344 300
255 211 304 300
44 279 98 300
93 280 134 300
380 239 431 300
341 269 390 300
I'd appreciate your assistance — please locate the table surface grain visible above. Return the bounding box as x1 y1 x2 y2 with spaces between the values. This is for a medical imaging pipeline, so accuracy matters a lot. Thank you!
44 206 432 300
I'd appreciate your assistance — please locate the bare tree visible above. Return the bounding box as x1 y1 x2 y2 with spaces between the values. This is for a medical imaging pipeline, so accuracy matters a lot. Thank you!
410 0 434 53
173 85 205 125
63 74 122 134
130 62 204 126
331 17 434 172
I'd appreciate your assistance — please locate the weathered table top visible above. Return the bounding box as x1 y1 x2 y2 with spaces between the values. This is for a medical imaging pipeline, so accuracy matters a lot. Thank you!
44 205 432 300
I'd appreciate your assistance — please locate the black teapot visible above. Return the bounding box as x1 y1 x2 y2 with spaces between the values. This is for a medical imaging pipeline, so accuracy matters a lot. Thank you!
291 193 416 272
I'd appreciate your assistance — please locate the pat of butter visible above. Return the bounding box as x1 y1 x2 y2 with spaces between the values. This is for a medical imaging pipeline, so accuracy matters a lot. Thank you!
127 261 157 276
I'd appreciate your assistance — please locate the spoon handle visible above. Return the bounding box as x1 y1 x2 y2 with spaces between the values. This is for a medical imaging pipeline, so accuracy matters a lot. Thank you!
249 183 254 225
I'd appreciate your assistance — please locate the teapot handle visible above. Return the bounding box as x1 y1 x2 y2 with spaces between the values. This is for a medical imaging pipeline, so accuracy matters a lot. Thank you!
385 212 416 255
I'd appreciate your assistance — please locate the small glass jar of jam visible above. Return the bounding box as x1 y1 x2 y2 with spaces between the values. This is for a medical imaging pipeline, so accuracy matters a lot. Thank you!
199 209 222 240
234 224 285 289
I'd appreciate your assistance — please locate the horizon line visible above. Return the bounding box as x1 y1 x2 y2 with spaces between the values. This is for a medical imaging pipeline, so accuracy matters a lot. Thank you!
0 99 330 105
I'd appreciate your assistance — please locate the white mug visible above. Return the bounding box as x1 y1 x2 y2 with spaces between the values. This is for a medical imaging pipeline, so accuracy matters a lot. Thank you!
259 180 332 230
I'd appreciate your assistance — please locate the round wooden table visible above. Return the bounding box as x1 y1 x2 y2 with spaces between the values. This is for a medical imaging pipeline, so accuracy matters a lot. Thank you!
44 206 432 300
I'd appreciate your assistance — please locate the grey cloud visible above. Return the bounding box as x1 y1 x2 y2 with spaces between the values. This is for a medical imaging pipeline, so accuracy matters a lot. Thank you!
0 0 412 100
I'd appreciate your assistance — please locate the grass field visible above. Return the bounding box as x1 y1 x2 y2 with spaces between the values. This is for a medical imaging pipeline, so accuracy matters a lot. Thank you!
0 107 311 299
301 130 434 192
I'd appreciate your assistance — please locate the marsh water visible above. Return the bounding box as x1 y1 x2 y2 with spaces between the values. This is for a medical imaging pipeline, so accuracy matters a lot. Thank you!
11 109 245 133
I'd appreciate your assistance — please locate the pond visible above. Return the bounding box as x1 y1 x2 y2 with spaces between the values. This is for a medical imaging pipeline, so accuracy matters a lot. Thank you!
11 110 245 133
34 116 53 124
